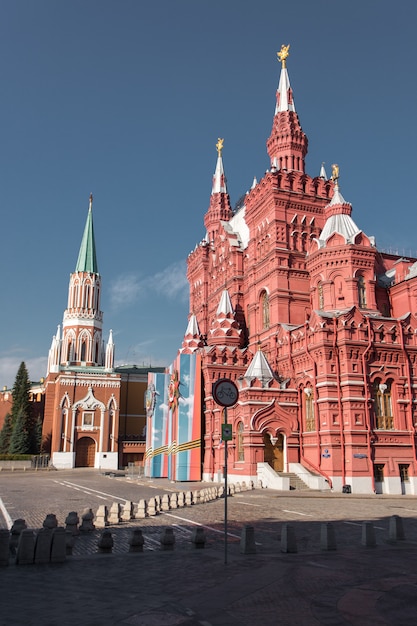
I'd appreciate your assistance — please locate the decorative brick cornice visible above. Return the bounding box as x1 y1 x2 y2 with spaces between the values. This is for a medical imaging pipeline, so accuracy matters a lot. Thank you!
59 377 120 388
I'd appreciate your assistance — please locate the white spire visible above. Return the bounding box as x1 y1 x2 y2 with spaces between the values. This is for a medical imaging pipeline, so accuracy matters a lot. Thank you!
47 325 61 375
244 349 274 387
212 140 228 194
185 314 200 337
216 289 234 316
105 329 115 370
319 162 327 179
207 288 241 347
181 314 204 353
251 176 258 189
275 66 296 114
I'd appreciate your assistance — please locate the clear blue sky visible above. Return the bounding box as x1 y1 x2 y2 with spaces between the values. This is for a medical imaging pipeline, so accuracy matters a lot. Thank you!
0 0 416 388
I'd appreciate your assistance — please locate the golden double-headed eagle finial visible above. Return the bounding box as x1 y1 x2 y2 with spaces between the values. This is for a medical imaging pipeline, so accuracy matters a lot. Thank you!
331 163 340 185
277 44 290 68
216 137 224 157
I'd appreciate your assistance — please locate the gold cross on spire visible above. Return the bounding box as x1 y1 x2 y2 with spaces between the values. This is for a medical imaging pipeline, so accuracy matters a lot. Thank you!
216 138 224 157
277 44 290 68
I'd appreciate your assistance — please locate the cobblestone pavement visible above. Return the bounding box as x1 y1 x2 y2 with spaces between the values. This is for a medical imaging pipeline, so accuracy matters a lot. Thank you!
2 469 417 554
3 534 417 625
2 470 417 624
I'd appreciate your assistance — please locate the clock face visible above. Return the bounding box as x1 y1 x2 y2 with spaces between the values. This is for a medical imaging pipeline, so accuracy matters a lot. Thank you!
212 378 239 407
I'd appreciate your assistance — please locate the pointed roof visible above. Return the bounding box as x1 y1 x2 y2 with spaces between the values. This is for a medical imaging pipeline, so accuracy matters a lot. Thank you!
266 45 308 172
181 314 204 353
105 329 114 370
319 162 327 179
328 184 348 207
275 64 296 113
184 313 200 336
207 289 241 347
75 194 99 273
244 348 274 387
317 173 363 247
204 139 233 232
212 141 228 194
216 289 234 316
314 164 368 248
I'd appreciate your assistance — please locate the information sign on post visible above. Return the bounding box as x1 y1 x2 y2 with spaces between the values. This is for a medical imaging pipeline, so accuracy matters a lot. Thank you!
212 378 239 564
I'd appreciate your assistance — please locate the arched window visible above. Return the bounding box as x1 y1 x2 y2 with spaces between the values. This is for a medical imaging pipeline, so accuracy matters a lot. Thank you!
84 281 91 308
237 422 244 462
304 388 315 431
80 340 87 362
373 379 394 429
358 276 367 308
261 292 270 329
246 305 250 342
108 397 117 448
318 283 324 310
60 408 68 452
66 339 73 362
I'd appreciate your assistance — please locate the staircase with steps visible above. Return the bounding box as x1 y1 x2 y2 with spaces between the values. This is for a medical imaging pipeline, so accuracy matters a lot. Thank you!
278 472 312 491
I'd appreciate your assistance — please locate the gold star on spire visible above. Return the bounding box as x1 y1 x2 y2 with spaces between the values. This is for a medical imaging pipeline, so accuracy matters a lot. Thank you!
277 44 290 68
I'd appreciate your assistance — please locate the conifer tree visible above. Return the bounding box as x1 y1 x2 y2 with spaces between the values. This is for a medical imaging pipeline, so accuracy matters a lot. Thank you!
0 414 13 453
35 415 43 454
11 362 32 426
8 362 35 454
8 411 30 454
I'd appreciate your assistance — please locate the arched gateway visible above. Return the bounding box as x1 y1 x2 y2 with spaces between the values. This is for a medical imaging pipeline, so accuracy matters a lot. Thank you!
263 432 284 472
75 436 96 467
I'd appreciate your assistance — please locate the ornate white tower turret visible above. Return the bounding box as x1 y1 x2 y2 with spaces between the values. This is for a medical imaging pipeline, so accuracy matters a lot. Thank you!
105 329 115 370
47 325 61 375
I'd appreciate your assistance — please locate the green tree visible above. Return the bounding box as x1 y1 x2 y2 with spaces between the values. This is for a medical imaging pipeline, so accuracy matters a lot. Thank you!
8 362 36 454
9 411 30 454
34 415 43 454
0 413 13 453
11 362 32 426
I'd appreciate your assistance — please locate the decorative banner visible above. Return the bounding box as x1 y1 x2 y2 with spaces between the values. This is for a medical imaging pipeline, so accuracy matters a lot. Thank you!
168 370 180 412
145 382 156 418
144 372 169 478
145 353 202 481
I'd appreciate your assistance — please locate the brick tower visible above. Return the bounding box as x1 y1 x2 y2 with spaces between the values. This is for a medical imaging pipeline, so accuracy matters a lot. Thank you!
43 195 121 469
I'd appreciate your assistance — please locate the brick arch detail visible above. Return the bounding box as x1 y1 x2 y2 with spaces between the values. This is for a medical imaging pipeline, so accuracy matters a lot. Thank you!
250 399 296 436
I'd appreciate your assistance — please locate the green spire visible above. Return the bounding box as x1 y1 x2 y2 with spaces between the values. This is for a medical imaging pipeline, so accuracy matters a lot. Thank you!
75 194 99 273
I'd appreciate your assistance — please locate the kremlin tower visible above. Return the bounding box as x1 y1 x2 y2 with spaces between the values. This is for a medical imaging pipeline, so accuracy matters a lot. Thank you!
43 196 121 469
